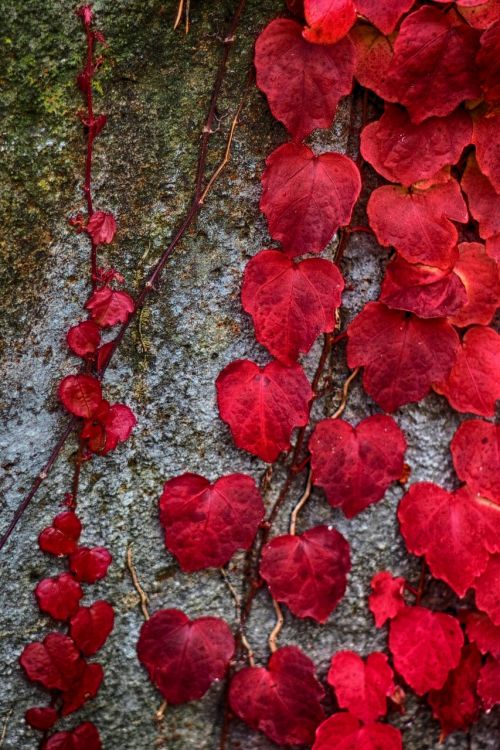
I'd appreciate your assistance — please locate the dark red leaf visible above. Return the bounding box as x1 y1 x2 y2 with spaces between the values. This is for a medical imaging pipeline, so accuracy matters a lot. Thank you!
327 651 395 722
229 646 325 746
312 712 402 750
428 645 482 739
96 341 114 372
389 606 463 694
448 242 500 326
216 359 313 462
66 320 101 358
39 511 82 556
368 571 406 627
472 106 500 192
159 473 264 571
462 155 500 239
477 20 500 102
255 18 355 140
61 663 103 716
451 419 500 504
477 656 500 710
347 302 459 412
19 633 85 692
350 24 396 101
137 609 234 704
458 0 500 29
35 573 83 621
85 287 134 327
260 142 361 256
303 0 356 44
58 375 102 418
260 526 350 622
241 250 344 364
465 611 500 658
86 211 116 244
474 553 500 625
69 547 112 583
355 0 415 34
25 706 58 731
42 722 102 750
69 601 115 656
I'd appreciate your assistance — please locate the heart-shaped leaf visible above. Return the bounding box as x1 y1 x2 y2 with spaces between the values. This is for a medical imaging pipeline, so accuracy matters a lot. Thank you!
38 512 82 556
327 651 395 722
451 419 500 505
69 601 115 656
312 712 402 750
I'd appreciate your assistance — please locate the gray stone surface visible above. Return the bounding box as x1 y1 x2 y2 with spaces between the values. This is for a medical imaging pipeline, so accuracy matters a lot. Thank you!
0 1 498 748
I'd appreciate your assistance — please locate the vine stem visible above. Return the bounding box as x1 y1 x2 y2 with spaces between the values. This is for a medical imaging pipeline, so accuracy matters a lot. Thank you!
82 20 98 281
126 544 150 621
289 471 312 536
0 0 248 553
268 599 284 653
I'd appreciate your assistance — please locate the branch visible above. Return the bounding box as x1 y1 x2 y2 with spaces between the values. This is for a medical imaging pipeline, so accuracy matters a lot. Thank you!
268 599 284 653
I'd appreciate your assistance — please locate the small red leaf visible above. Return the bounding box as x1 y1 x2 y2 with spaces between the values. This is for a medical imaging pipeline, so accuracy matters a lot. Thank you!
448 242 500 326
241 250 344 364
69 547 112 583
216 359 313 463
474 554 500 625
41 722 102 750
389 606 464 695
260 143 361 256
428 645 482 739
85 287 134 327
355 0 415 34
35 573 83 621
303 0 356 44
69 601 115 656
61 662 103 716
369 571 407 628
477 19 500 103
327 651 395 722
465 611 500 658
462 155 500 239
58 375 102 418
137 609 234 704
86 211 116 244
312 712 402 750
451 419 500 504
25 706 58 731
229 646 325 746
260 526 350 623
159 473 264 571
66 320 101 358
20 633 85 692
477 656 500 710
472 106 500 192
96 341 114 372
81 401 136 455
309 415 406 517
39 512 82 556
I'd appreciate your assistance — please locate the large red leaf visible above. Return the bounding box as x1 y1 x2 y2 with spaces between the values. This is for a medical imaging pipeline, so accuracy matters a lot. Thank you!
368 571 406 628
19 633 85 692
367 178 468 268
137 609 234 704
465 611 500 658
384 7 480 123
355 0 414 34
327 651 395 722
159 473 264 571
41 722 102 750
433 326 500 416
260 143 361 256
448 242 500 326
472 106 500 192
229 646 325 746
312 712 402 750
69 601 115 656
58 375 102 419
474 554 500 625
398 482 500 596
347 302 459 412
350 24 396 101
260 525 350 622
309 415 406 517
428 645 482 739
462 155 500 239
477 656 500 710
303 0 356 44
35 573 83 621
254 18 355 141
477 20 500 103
241 250 344 364
451 419 500 504
216 359 313 462
389 606 463 694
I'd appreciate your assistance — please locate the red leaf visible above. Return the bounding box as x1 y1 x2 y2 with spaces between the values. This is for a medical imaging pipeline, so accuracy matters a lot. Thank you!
86 211 116 244
229 646 325 746
327 651 395 722
451 419 500 504
448 242 500 326
39 511 82 556
25 706 58 731
35 573 83 621
474 553 500 625
472 106 500 192
96 341 114 372
66 320 101 358
241 250 344 364
303 0 356 44
380 255 467 319
61 663 103 716
361 105 472 187
398 482 500 596
159 473 264 571
428 645 482 739
384 7 480 123
216 359 313 462
58 375 102 418
260 143 361 256
465 611 500 658
42 722 102 750
347 302 459 412
368 571 406 627
477 20 500 103
69 547 112 583
312 712 402 750
69 601 115 656
137 609 234 704
462 155 500 239
350 24 396 101
255 18 355 140
433 326 500 416
355 0 415 34
260 526 350 622
477 656 500 710
310 415 406 517
85 287 134 327
458 0 500 29
81 401 136 454
367 178 468 268
19 633 85 692
389 606 464 694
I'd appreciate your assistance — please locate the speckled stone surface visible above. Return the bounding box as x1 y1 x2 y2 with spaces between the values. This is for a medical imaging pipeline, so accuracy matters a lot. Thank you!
0 1 499 749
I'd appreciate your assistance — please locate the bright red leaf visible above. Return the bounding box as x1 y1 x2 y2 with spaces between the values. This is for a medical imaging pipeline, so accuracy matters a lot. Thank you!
477 656 500 710
398 482 500 596
347 302 459 412
260 143 361 256
260 525 350 622
137 609 234 704
303 0 356 44
86 211 116 244
355 0 415 34
368 571 406 628
229 646 325 746
474 554 500 625
41 722 102 750
81 401 136 455
241 250 344 364
159 473 264 571
61 662 103 716
85 286 134 327
428 645 482 739
35 573 83 621
69 601 115 656
255 18 355 140
309 415 406 517
389 606 463 694
350 24 396 101
477 20 500 103
448 242 500 327
216 359 313 462
66 320 101 358
38 511 82 556
20 633 85 692
327 651 395 722
69 547 112 583
451 419 500 504
312 712 402 750
58 374 102 419
462 155 500 240
472 106 500 192
25 706 58 731
465 611 500 658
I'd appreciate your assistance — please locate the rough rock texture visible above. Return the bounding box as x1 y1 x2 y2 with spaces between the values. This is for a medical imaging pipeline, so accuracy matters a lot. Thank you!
0 1 498 749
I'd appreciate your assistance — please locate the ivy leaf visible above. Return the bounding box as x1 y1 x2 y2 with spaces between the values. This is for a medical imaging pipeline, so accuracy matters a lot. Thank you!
260 526 350 623
347 302 459 412
303 0 356 44
398 482 500 596
61 662 103 716
458 0 500 29
69 547 112 583
229 646 325 746
448 242 500 327
309 415 406 518
368 571 407 628
69 601 115 656
428 645 482 739
241 250 344 364
361 105 472 187
355 0 415 34
389 606 464 694
474 554 500 625
86 211 116 245
35 573 83 621
464 611 500 658
472 106 500 192
41 722 102 750
85 287 135 327
462 155 500 240
255 18 355 141
216 359 313 463
38 511 82 557
261 143 361 256
58 374 102 419
477 656 500 710
137 609 234 704
66 320 101 358
451 419 500 504
350 24 396 101
81 401 136 455
312 712 402 750
327 651 395 722
159 473 264 571
477 19 500 103
19 633 85 692
25 707 58 731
